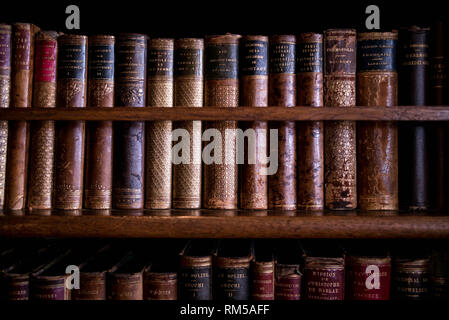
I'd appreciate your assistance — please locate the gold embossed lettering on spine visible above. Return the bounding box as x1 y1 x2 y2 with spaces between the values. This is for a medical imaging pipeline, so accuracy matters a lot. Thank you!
145 39 173 209
357 32 398 210
173 38 203 209
0 24 11 209
54 35 87 210
297 33 324 210
203 34 240 209
324 29 357 210
27 31 58 210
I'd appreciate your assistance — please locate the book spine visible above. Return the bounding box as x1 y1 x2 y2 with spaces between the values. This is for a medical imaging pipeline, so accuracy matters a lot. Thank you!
297 32 324 210
85 35 115 209
179 256 213 300
240 35 268 209
144 272 177 300
0 24 11 209
346 256 391 300
107 273 143 300
357 32 399 211
145 38 174 209
172 38 203 209
71 273 106 300
54 34 87 210
268 35 297 210
392 258 430 300
214 256 250 300
27 31 58 210
274 264 302 300
251 260 274 300
305 257 345 300
113 33 147 209
5 23 38 210
323 29 357 210
31 276 70 300
203 34 240 209
2 275 29 300
398 27 430 210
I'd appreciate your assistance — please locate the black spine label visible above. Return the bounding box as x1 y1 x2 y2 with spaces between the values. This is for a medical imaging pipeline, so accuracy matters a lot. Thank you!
215 267 249 300
148 49 174 77
88 44 114 80
358 39 396 72
205 43 238 80
400 32 429 68
297 42 323 73
180 266 212 300
175 48 203 77
58 44 86 80
241 40 268 76
269 42 295 74
116 42 146 82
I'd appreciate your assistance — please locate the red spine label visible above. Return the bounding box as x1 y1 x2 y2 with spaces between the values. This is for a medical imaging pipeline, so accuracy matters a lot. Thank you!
306 267 344 300
34 39 57 83
252 272 274 300
347 262 391 300
275 275 302 300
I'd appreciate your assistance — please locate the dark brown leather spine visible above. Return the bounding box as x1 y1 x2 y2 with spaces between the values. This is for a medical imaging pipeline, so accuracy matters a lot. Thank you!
305 257 345 300
392 257 430 300
203 34 240 209
143 271 177 300
268 35 297 210
357 32 399 211
113 34 147 209
179 255 213 300
85 35 114 209
323 29 357 210
0 24 11 209
27 31 58 210
172 38 203 209
239 35 268 209
274 263 302 300
297 33 324 210
398 26 430 210
5 23 39 210
54 34 87 210
145 38 173 209
107 272 144 300
214 255 251 300
72 272 106 300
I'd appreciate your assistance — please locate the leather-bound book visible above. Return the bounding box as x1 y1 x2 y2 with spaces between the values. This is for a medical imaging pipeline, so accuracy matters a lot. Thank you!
54 34 87 210
323 29 357 210
143 262 177 300
430 247 449 299
392 257 430 300
113 33 147 209
5 23 39 210
357 32 399 211
84 35 115 210
107 254 147 300
251 240 274 300
268 35 296 210
274 240 303 300
239 35 268 210
297 32 324 210
27 31 58 210
145 38 173 209
173 38 203 209
0 24 11 209
398 26 430 210
203 34 240 209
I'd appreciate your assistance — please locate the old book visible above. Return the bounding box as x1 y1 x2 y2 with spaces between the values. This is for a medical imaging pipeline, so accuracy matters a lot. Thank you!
274 241 303 300
239 35 268 210
145 38 173 209
357 31 399 211
251 240 274 300
268 35 296 210
84 35 115 209
5 23 39 210
392 257 430 300
113 33 147 209
323 29 357 210
203 34 240 209
54 34 87 210
172 38 203 209
398 26 430 210
143 261 177 300
27 31 58 210
430 246 449 299
297 32 324 210
0 24 11 209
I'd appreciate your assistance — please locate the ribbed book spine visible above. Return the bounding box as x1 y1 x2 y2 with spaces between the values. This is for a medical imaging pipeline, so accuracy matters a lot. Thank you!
297 32 324 210
54 34 87 210
305 257 345 300
392 257 430 300
143 271 177 300
203 34 240 209
268 35 296 210
357 32 399 210
85 35 114 210
145 38 173 209
323 29 357 210
113 34 147 209
27 31 58 210
179 256 213 300
172 38 203 209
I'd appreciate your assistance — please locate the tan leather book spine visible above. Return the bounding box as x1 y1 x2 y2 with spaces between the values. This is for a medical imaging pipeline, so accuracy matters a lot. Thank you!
268 35 297 210
84 35 114 209
172 38 203 209
27 31 58 210
297 33 324 210
240 35 268 210
143 271 177 300
5 23 39 210
324 29 357 210
145 38 173 209
357 32 398 210
203 34 240 209
0 24 11 209
107 272 144 300
54 34 87 210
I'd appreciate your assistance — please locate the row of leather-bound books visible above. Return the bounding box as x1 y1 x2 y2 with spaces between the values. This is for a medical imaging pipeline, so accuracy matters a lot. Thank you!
0 22 447 212
0 239 447 300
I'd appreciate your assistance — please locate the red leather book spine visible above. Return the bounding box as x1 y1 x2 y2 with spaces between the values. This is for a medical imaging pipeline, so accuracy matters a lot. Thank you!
305 257 345 300
274 263 302 300
251 260 274 300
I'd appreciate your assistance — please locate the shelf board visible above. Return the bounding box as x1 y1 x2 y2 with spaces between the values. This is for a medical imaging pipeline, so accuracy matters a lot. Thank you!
1 210 449 238
1 106 449 121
